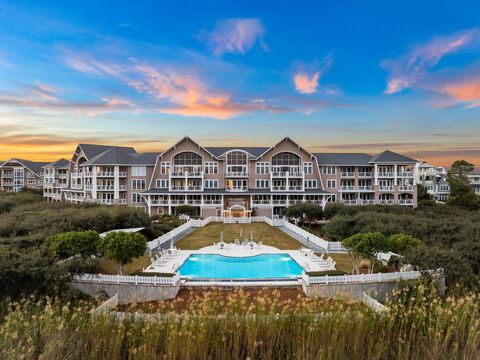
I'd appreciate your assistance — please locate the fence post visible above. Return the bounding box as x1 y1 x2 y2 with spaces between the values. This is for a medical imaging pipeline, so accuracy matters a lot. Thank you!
325 275 329 285
154 276 157 286
344 274 347 284
135 275 138 285
117 274 119 284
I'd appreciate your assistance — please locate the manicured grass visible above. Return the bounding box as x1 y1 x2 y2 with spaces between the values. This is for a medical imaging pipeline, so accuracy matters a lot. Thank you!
175 223 304 250
97 255 151 275
329 253 354 274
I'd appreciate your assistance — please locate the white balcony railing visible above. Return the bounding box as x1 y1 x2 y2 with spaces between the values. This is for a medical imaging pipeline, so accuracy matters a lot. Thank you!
97 185 115 191
289 186 303 191
272 186 287 191
118 172 127 177
226 172 248 177
226 187 248 192
360 200 375 205
150 200 169 205
397 172 413 177
97 172 115 177
378 172 394 177
398 185 414 191
340 186 356 191
342 199 358 206
379 186 394 191
341 172 355 177
399 199 414 205
379 199 395 205
272 200 287 205
358 186 373 191
358 172 373 177
252 200 271 205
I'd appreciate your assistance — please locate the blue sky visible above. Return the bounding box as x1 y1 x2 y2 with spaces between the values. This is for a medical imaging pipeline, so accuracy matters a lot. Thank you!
0 0 480 167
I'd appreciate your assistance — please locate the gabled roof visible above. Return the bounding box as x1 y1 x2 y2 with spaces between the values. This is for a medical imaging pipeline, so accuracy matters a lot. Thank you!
205 147 270 158
314 153 373 166
1 158 49 173
369 150 417 163
83 147 159 166
78 143 136 160
43 158 71 169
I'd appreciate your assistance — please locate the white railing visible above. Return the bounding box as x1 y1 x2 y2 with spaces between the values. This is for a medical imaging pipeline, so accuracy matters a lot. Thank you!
378 172 394 177
280 219 330 250
226 172 248 177
358 172 372 177
74 273 180 286
398 199 414 205
397 172 413 177
226 187 248 192
379 186 394 191
342 200 357 205
341 172 355 177
118 172 127 177
97 172 115 177
303 270 421 285
398 185 413 191
340 186 357 191
379 200 395 205
360 200 375 205
97 185 115 191
358 186 373 191
328 241 347 252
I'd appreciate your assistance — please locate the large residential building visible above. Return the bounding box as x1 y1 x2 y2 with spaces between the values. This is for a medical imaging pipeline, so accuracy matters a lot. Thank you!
468 173 480 196
4 137 423 215
0 158 49 192
59 137 419 216
417 162 450 202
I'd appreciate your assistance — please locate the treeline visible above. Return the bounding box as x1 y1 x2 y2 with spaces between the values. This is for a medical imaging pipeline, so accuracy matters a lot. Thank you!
321 204 480 285
0 191 177 298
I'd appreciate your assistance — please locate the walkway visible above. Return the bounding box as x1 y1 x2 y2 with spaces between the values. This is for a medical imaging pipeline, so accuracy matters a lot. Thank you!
277 226 328 253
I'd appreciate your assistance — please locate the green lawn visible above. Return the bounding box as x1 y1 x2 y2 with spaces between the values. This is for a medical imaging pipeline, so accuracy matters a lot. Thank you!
329 253 354 274
97 255 151 275
175 223 304 250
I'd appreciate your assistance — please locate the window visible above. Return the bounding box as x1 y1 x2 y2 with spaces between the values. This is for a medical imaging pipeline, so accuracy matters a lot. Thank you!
328 195 336 202
132 193 143 203
156 179 169 188
303 162 313 175
204 180 218 188
327 180 336 188
226 151 248 165
440 185 450 191
271 152 301 166
160 162 170 174
204 162 218 174
322 166 336 175
255 179 270 188
304 180 317 189
27 179 35 185
132 166 146 177
173 152 202 165
132 179 146 190
255 162 270 175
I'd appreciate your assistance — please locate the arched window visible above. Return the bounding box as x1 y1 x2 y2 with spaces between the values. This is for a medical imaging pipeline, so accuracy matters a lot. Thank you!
173 152 202 165
172 152 203 175
226 151 248 176
271 152 301 174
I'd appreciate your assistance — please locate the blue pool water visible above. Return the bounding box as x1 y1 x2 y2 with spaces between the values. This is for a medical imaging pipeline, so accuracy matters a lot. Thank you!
178 254 303 279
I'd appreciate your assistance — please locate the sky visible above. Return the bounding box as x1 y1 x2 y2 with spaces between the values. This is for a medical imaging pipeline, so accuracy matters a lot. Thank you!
0 0 480 168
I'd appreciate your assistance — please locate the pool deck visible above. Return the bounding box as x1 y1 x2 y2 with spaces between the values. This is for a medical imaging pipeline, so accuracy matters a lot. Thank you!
144 242 337 277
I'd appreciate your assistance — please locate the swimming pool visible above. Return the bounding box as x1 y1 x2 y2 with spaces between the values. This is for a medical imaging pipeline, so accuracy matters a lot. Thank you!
178 253 303 279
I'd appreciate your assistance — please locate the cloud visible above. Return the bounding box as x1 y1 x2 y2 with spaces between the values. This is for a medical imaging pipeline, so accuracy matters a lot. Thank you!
437 76 480 108
294 72 320 94
293 55 336 95
63 53 291 119
382 28 480 94
198 18 267 56
27 82 58 101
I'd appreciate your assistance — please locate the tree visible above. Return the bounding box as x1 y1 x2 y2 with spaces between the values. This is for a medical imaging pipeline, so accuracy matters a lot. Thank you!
45 230 100 259
174 205 198 218
284 203 323 229
446 160 480 210
341 232 389 274
97 232 147 274
388 233 423 255
416 184 436 206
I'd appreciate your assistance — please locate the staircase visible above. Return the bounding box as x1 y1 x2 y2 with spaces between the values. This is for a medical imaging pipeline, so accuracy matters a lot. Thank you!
276 226 328 253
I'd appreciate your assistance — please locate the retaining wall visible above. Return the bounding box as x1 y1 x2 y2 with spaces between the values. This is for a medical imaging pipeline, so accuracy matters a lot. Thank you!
71 281 180 305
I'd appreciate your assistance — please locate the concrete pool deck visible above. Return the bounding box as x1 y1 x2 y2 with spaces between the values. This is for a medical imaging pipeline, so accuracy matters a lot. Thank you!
143 242 337 276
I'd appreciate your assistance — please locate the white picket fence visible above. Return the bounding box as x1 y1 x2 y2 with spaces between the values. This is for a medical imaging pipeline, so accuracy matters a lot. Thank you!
302 270 421 285
362 292 389 313
279 219 330 249
74 273 180 286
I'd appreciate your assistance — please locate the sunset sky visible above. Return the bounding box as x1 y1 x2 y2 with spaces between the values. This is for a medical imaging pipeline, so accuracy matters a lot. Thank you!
1 0 480 168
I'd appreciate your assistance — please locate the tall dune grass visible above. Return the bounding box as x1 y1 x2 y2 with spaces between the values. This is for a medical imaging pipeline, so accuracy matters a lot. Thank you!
0 284 479 360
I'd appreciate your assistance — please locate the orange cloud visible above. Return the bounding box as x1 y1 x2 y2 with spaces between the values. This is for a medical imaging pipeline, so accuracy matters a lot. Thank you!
438 77 480 106
294 71 320 94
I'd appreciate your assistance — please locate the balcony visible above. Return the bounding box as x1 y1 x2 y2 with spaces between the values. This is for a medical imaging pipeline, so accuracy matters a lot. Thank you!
271 171 303 178
252 200 271 205
358 172 373 177
379 186 394 191
118 172 127 177
341 172 355 178
226 186 248 192
71 172 83 178
379 199 395 205
97 172 115 177
288 199 305 205
203 200 223 205
170 199 186 205
119 185 127 191
272 200 287 205
342 199 358 206
2 173 13 178
187 186 202 191
272 186 287 191
226 172 248 177
398 185 414 192
186 200 202 205
84 184 93 190
171 169 202 177
378 172 395 177
399 199 414 205
150 199 169 205
97 185 115 191
71 184 83 190
358 186 373 191
360 200 375 205
397 172 413 177
340 186 356 191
